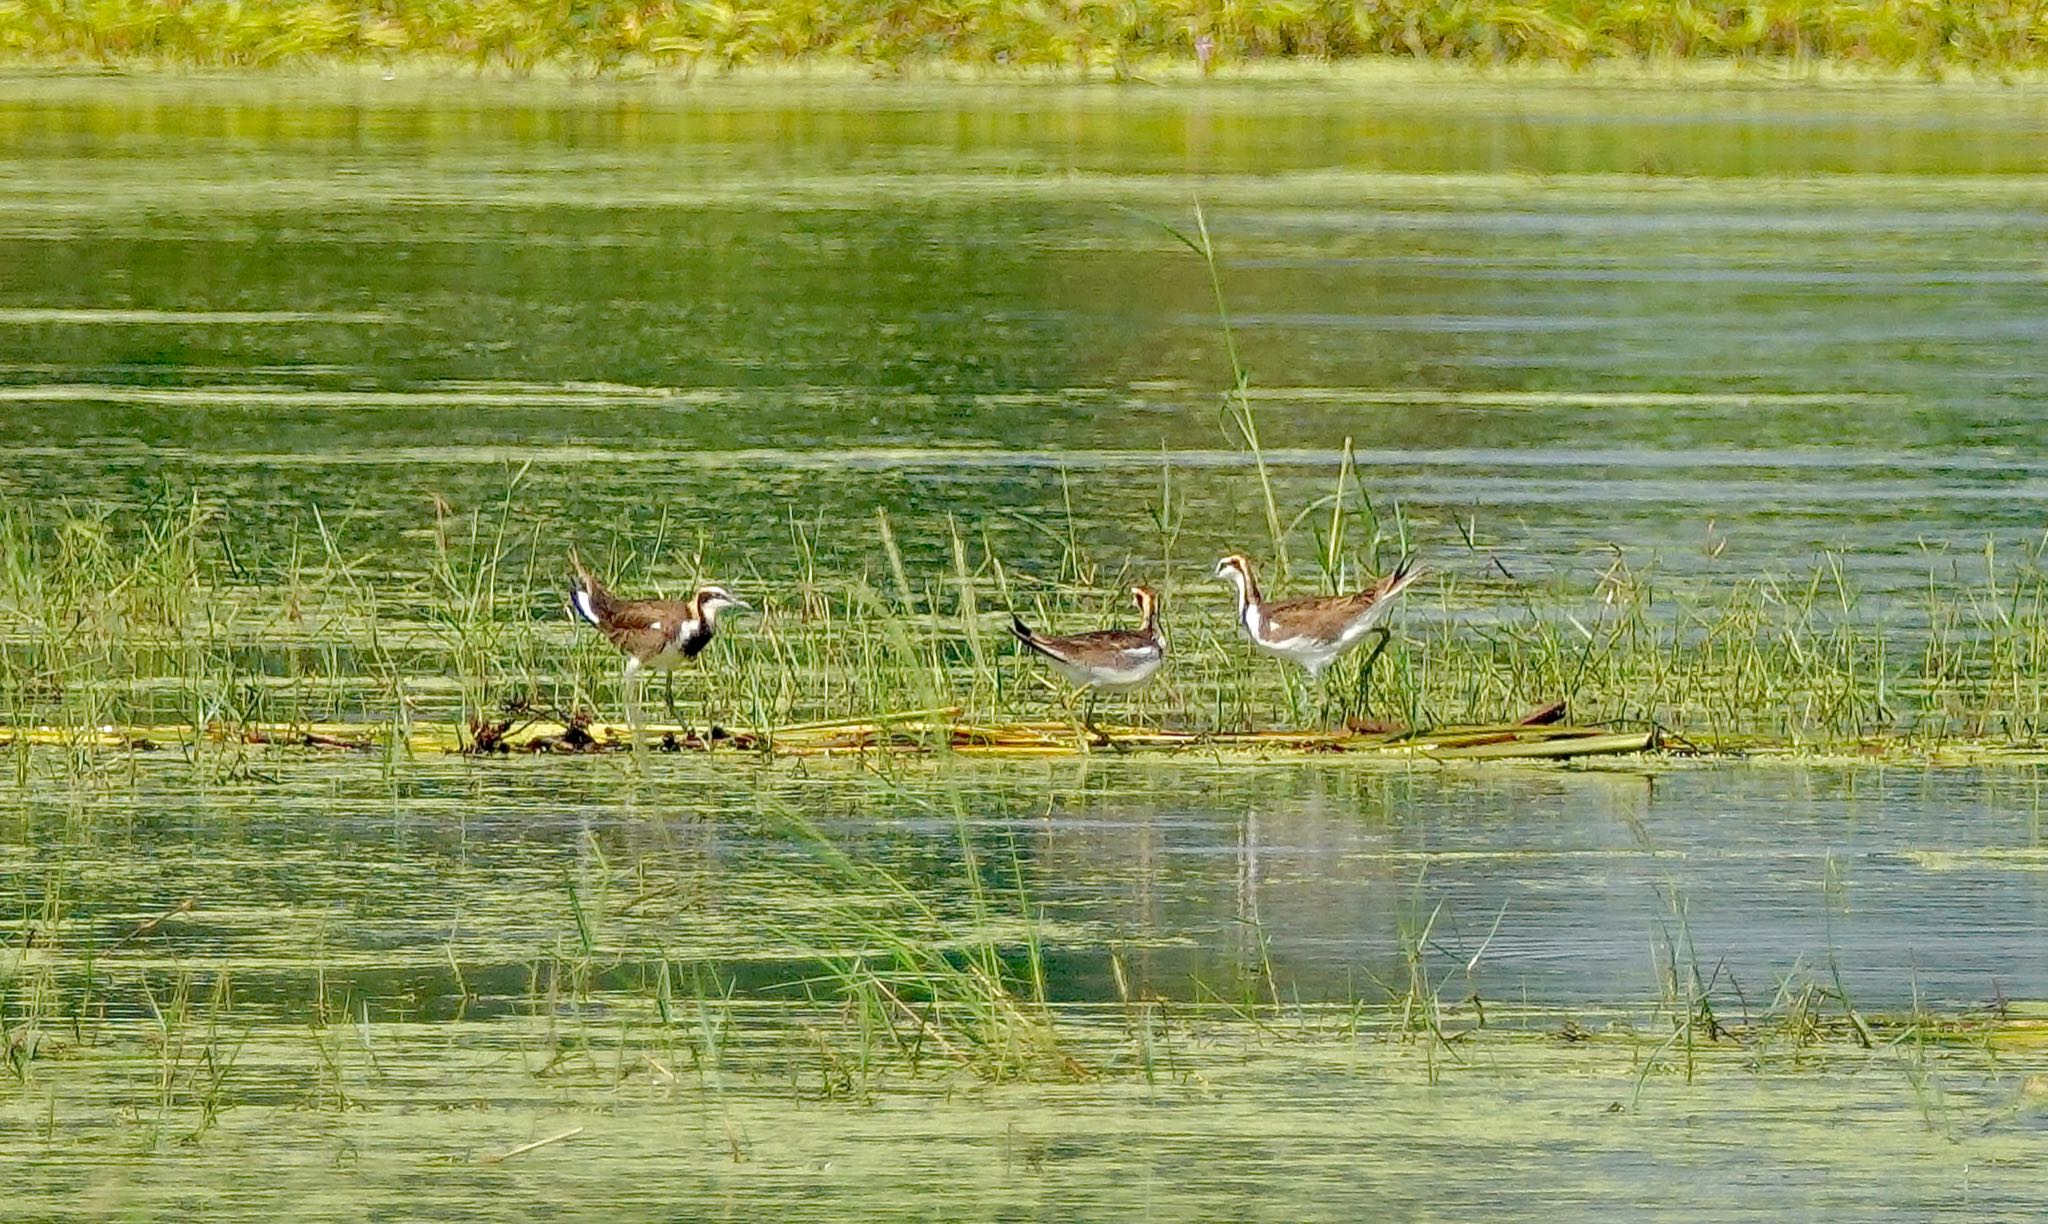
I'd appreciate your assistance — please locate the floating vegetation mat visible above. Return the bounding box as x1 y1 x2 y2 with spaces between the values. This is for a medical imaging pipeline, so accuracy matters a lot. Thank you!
0 711 1659 761
16 716 2048 765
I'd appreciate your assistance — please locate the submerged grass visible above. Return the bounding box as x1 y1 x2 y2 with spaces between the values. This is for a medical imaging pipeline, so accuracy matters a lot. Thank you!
3 1 2043 76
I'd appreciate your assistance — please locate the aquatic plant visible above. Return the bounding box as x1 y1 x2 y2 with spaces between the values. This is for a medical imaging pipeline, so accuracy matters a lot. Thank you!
6 486 2048 753
3 763 2034 1137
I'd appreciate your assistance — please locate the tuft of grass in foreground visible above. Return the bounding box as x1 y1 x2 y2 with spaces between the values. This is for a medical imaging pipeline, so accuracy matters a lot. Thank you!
1 1 2043 77
764 793 1081 1088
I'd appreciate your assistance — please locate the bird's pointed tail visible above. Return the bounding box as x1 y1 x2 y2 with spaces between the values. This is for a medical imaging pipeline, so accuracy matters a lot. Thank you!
1376 555 1425 605
568 549 613 628
1003 614 1056 663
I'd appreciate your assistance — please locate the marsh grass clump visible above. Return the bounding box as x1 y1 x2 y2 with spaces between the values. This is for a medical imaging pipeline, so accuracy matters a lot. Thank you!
5 489 2048 754
764 796 1085 1089
0 493 229 759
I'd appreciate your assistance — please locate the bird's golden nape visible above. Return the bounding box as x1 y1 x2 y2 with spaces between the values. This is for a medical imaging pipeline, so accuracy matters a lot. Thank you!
1132 586 1161 630
1009 581 1169 744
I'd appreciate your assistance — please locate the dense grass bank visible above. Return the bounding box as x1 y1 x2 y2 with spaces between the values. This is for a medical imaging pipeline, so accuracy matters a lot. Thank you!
1 1 2041 77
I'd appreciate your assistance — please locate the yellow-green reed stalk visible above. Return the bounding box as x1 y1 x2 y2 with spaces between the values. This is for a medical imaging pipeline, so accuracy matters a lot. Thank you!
873 509 950 725
949 514 990 706
1126 200 1286 576
1193 201 1286 577
1282 438 1372 595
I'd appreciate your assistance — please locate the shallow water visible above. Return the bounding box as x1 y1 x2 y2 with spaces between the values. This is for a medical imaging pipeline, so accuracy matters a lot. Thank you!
8 755 2048 1218
4 75 2048 1216
1 78 2045 603
8 756 2048 1014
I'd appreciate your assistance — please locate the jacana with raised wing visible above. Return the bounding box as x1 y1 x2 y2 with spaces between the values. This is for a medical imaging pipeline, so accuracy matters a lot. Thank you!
1011 585 1165 692
1212 553 1419 677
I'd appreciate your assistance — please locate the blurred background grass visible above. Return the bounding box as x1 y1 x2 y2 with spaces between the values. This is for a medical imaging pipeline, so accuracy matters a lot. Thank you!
0 1 2040 77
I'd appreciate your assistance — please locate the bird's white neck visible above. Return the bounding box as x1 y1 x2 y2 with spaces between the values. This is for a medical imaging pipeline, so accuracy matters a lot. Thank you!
1224 569 1260 633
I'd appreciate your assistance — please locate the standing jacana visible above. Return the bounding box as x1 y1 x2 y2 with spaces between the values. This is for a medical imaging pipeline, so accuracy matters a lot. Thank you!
1212 553 1420 719
1011 585 1165 738
568 551 748 730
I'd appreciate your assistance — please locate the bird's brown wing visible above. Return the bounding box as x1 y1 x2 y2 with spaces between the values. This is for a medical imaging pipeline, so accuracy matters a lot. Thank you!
1258 595 1368 644
1024 628 1159 668
1260 569 1418 643
601 598 696 657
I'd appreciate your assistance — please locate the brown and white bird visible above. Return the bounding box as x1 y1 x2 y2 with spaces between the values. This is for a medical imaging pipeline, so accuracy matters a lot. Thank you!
1011 585 1166 694
568 551 748 726
1212 554 1420 678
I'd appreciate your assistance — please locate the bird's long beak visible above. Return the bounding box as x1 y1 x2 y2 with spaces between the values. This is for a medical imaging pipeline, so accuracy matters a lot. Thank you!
730 598 754 610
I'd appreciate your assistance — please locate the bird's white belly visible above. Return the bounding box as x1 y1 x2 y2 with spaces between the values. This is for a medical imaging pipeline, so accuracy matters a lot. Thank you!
1251 634 1340 672
643 637 690 670
1051 651 1162 691
1091 655 1164 691
1244 605 1382 676
1242 608 1323 663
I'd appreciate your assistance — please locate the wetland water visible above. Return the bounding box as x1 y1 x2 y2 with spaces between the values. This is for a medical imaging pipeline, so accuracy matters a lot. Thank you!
3 76 2048 1217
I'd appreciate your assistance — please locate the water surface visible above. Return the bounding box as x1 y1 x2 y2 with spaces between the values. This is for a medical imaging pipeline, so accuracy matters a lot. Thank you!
4 75 2048 1219
7 754 2048 1218
1 77 2044 600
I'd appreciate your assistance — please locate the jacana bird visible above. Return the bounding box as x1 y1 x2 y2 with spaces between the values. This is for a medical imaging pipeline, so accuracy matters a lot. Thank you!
568 551 748 730
1011 585 1165 737
1212 553 1420 717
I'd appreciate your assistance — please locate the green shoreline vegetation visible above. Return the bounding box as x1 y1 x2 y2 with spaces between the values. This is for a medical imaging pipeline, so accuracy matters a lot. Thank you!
1 1 2042 77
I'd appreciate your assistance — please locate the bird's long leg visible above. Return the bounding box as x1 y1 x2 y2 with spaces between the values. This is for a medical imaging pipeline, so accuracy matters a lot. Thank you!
623 656 645 755
1351 627 1393 724
1080 690 1115 750
1057 687 1088 754
1282 668 1312 731
664 671 679 724
1084 691 1131 754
